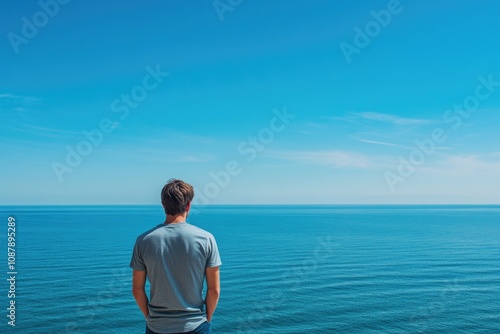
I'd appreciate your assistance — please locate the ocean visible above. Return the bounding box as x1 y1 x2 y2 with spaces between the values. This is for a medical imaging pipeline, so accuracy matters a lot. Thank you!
1 205 499 333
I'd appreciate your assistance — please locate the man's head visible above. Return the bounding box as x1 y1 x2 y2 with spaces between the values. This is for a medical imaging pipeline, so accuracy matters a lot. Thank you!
161 179 194 216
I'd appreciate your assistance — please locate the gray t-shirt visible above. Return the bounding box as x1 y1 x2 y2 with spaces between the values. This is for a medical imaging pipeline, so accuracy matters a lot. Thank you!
130 222 222 334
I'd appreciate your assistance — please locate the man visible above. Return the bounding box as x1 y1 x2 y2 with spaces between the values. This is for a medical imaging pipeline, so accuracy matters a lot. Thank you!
130 179 221 334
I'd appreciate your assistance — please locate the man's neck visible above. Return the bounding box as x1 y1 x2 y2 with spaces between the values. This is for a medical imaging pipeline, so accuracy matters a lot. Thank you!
165 214 187 225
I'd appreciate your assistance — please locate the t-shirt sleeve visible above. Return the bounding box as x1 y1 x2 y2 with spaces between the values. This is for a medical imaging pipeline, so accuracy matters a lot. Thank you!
130 238 146 271
206 234 222 268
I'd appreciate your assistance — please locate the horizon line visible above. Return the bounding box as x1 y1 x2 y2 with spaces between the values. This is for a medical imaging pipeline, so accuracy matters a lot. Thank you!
2 203 500 207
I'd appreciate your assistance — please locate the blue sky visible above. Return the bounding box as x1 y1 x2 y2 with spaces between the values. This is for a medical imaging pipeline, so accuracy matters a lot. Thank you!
2 0 500 204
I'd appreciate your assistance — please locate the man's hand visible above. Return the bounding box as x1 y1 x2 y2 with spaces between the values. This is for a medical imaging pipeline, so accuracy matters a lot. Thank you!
132 270 149 319
205 266 220 322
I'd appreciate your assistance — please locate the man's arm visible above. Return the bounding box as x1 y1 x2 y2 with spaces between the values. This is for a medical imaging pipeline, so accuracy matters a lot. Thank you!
205 266 220 322
132 269 149 319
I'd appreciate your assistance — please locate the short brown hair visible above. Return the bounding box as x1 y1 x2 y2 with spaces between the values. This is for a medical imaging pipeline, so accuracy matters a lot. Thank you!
161 179 194 215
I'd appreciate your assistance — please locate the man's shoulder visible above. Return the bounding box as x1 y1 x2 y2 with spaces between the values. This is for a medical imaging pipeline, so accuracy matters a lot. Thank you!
184 223 214 237
135 224 165 242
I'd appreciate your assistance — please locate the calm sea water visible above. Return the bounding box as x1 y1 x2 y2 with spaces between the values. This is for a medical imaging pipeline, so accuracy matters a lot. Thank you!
0 205 499 333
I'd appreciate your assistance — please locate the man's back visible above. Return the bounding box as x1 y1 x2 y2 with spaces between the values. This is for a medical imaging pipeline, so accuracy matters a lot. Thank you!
131 222 221 333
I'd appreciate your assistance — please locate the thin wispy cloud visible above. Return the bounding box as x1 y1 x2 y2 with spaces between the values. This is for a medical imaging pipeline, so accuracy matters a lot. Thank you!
329 112 433 126
0 93 22 99
268 150 378 169
1 93 43 124
438 154 500 176
0 93 41 105
8 124 82 139
354 112 433 126
409 153 500 179
356 138 451 150
356 138 414 149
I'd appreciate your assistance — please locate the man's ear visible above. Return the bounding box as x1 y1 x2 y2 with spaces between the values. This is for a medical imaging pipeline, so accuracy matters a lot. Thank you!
185 201 191 213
